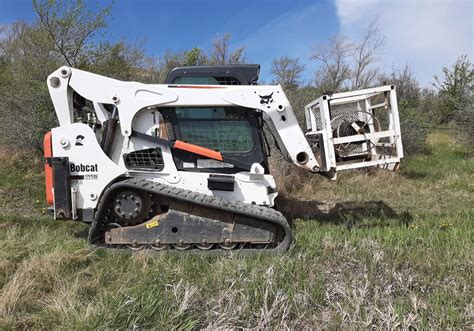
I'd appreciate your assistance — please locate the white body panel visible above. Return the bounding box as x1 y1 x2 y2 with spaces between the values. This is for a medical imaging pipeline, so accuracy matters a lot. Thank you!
51 123 125 209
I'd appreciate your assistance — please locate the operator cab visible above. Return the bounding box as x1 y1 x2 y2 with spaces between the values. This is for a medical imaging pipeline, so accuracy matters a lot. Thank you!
161 65 270 174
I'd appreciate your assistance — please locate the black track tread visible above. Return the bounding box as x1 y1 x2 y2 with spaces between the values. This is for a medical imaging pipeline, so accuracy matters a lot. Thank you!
90 178 292 252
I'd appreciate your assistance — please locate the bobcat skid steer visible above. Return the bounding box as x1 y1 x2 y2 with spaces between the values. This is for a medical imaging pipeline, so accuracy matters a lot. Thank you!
43 65 403 252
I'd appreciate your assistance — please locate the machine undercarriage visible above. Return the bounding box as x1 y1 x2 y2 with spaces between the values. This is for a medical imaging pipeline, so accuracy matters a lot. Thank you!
90 179 291 252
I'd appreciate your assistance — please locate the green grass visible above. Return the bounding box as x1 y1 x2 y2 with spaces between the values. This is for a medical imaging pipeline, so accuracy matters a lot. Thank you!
1 132 473 329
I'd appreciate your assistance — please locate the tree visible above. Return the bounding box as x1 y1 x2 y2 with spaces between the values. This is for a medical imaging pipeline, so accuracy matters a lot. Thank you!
311 19 384 92
154 48 210 83
379 65 420 110
311 34 351 92
32 0 111 67
0 21 62 150
86 41 158 82
378 66 428 154
351 19 384 89
183 47 208 66
433 54 473 123
0 0 156 151
209 33 245 65
270 56 305 89
156 50 185 82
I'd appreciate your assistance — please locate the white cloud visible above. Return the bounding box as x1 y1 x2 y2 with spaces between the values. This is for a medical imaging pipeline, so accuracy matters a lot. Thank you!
335 0 473 86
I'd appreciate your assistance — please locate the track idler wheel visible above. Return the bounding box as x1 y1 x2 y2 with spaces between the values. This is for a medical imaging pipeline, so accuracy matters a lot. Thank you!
113 190 151 226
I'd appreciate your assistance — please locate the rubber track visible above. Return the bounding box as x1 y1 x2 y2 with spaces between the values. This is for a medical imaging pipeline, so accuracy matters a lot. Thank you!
90 178 292 253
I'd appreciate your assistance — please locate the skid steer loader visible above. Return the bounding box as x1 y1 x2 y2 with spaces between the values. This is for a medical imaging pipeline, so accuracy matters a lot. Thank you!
43 64 403 252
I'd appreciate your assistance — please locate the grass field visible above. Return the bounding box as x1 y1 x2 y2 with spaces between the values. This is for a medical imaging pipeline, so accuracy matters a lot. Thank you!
0 132 472 329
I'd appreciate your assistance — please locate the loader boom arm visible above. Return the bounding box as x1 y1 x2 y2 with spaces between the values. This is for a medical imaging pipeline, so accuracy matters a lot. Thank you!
47 66 321 172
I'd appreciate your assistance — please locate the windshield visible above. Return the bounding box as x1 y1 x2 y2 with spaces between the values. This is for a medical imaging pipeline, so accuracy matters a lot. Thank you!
175 107 254 153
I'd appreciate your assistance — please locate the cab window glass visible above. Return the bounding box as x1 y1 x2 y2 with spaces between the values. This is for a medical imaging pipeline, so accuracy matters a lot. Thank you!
175 107 254 153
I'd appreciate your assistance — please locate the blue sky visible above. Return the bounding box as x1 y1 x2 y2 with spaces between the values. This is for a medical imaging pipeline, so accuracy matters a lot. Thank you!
0 0 472 86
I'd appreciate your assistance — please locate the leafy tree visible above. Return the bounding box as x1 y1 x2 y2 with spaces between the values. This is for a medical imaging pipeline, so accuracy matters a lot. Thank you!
379 65 420 111
0 0 154 151
270 56 305 89
155 35 245 83
433 54 473 123
32 0 111 67
379 66 428 154
86 41 158 82
156 50 187 82
184 47 208 66
0 22 61 150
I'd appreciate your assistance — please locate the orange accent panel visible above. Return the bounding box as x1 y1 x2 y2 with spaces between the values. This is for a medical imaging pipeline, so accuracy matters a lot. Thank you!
173 85 226 89
174 140 223 161
43 131 53 205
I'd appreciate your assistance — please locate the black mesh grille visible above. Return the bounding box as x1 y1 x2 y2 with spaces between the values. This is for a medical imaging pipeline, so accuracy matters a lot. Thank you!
215 77 241 85
124 148 164 171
